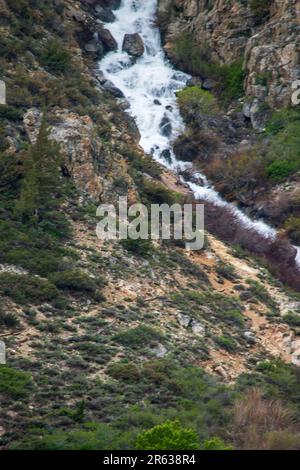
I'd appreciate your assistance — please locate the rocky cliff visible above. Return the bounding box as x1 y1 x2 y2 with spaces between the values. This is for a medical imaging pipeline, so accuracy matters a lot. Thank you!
158 0 300 116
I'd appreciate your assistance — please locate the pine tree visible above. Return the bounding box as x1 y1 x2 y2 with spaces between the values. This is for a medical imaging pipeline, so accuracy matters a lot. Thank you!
15 117 63 224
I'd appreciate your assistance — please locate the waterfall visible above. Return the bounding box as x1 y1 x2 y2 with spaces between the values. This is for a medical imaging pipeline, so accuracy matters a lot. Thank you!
99 0 300 268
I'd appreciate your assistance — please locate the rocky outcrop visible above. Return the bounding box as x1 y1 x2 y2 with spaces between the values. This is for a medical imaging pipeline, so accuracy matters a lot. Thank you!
158 0 300 121
24 108 105 200
122 33 145 57
23 108 134 203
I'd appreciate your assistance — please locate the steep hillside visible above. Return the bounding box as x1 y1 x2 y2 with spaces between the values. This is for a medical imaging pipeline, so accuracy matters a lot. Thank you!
1 0 300 451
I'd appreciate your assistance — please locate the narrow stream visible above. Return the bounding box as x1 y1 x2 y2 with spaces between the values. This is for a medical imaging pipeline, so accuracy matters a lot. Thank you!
99 0 300 268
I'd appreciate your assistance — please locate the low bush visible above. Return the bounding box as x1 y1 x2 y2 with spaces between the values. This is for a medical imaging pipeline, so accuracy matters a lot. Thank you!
282 313 300 328
0 366 32 398
0 273 60 305
50 270 104 300
137 177 184 206
215 334 238 353
121 238 154 257
39 40 71 74
10 423 121 450
266 122 300 180
113 325 164 349
0 105 23 121
177 86 219 117
0 309 20 328
107 362 141 382
136 420 199 450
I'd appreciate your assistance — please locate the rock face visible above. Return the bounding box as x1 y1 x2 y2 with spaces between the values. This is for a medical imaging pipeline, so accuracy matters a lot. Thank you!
24 109 104 200
158 0 300 116
122 33 145 57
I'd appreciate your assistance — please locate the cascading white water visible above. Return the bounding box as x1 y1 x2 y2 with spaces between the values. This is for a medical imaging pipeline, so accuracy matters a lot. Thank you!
99 0 300 266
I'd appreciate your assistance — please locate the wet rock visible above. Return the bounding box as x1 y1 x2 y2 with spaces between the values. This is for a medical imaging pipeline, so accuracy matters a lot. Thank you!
122 33 145 57
84 39 104 58
95 6 116 22
202 78 218 91
99 27 118 53
154 99 162 105
187 77 203 88
159 115 172 137
160 149 172 164
101 80 124 98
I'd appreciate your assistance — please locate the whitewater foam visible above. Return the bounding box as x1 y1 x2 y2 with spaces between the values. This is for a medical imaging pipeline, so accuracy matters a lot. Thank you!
99 0 299 257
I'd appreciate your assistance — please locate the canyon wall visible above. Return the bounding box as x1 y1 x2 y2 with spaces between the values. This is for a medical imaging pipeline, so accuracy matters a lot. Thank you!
158 0 300 111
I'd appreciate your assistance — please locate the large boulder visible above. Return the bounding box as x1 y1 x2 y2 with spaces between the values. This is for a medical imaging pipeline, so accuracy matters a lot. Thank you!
95 6 116 22
122 33 145 57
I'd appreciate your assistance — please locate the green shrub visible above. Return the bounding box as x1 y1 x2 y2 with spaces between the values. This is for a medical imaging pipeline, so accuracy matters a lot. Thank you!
221 60 245 102
0 366 32 398
177 86 219 117
216 262 238 281
216 334 238 353
0 309 20 328
171 33 244 103
136 420 199 450
138 178 184 206
39 40 71 74
282 313 300 328
266 108 300 136
266 122 300 180
171 33 216 78
107 362 141 382
0 273 60 305
113 325 164 349
203 437 233 450
10 423 120 450
0 105 23 120
50 270 104 300
250 0 271 21
121 238 153 257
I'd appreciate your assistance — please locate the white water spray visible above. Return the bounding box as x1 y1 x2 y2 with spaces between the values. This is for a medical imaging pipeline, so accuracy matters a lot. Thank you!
99 0 300 266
